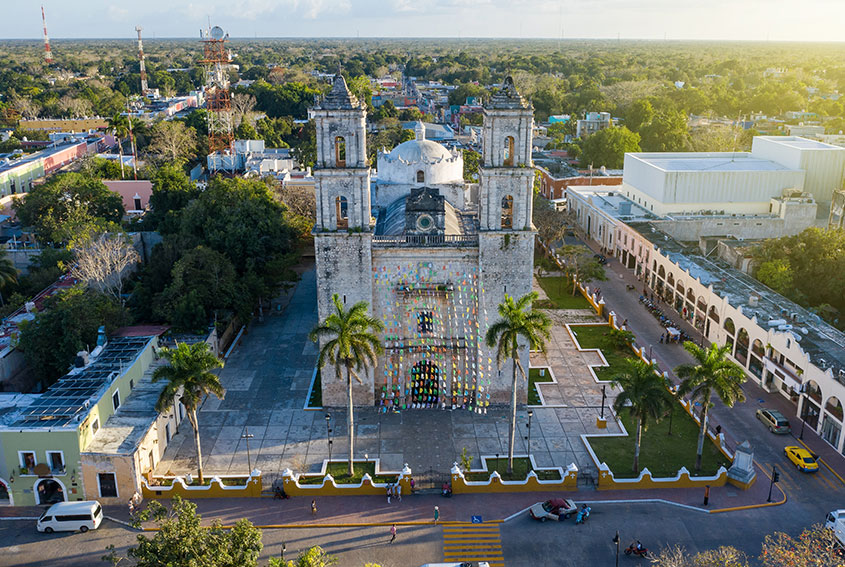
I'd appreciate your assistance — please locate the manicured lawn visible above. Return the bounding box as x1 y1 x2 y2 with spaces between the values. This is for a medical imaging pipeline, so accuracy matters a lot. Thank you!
529 367 553 405
569 324 641 380
465 457 562 482
536 276 592 310
298 461 398 485
306 369 322 408
588 406 728 478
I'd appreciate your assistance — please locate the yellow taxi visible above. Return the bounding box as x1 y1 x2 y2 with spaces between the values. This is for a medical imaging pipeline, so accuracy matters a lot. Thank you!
784 446 819 472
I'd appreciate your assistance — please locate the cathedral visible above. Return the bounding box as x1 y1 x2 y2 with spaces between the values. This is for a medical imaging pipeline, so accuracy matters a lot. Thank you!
311 74 535 412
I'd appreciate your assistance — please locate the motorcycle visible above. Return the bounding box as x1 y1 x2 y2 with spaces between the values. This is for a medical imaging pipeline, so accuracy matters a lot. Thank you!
624 542 648 557
574 504 591 524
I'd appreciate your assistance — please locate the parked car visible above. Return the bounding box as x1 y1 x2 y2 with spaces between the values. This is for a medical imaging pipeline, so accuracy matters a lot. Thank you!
756 408 792 434
529 498 577 522
784 446 819 472
37 501 103 533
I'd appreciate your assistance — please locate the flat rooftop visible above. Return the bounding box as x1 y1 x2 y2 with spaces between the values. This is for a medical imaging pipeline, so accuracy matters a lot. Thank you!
756 136 843 151
569 187 656 222
630 221 845 379
2 336 155 429
627 152 794 173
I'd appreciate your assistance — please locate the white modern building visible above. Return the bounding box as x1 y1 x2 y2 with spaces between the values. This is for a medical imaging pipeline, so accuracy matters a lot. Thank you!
621 136 845 216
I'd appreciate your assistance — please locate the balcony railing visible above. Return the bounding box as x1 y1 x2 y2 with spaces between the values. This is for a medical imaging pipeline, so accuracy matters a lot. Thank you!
371 234 479 248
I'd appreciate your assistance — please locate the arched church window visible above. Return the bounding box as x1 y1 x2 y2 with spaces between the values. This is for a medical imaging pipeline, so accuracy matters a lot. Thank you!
417 311 434 334
336 196 348 229
501 195 514 229
416 170 425 184
503 136 515 167
334 136 346 167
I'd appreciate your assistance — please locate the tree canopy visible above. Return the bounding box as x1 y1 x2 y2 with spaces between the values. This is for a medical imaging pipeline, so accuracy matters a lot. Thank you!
579 126 641 169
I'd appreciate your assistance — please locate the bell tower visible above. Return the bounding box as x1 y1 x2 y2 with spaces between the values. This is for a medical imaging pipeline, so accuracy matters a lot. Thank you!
477 77 536 404
311 73 376 406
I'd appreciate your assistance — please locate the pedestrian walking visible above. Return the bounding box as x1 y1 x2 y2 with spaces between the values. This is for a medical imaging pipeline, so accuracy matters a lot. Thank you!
387 484 392 504
389 524 397 544
311 499 317 516
660 332 665 344
396 482 402 501
434 506 440 524
409 478 415 494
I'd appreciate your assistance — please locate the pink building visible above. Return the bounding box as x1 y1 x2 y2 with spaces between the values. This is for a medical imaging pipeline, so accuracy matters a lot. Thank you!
103 180 153 215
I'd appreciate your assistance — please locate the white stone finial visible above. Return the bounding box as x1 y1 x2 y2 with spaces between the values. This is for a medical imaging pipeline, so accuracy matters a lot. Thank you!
414 121 425 141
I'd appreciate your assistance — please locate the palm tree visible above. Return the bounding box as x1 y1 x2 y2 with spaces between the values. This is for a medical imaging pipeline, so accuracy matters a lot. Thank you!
485 292 552 474
108 113 130 179
0 249 18 305
610 358 674 474
675 342 747 472
309 294 383 477
153 341 224 484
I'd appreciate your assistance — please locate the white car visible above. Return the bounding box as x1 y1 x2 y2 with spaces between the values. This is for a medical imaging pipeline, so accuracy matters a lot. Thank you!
529 498 577 522
37 501 103 533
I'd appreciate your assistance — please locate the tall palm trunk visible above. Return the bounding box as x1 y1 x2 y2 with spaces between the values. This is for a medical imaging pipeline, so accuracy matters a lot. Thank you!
346 361 355 477
117 134 125 179
696 396 710 472
190 408 204 484
633 417 642 474
507 343 518 474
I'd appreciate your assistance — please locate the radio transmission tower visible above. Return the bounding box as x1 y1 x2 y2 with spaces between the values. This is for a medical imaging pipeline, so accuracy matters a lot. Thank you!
201 25 234 163
41 6 53 65
136 26 149 96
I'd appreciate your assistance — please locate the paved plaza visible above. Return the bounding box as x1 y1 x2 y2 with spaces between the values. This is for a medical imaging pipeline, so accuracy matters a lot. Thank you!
156 262 620 482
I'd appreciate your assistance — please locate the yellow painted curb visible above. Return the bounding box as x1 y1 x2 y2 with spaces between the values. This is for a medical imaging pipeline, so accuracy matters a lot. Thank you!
709 464 787 513
795 438 845 486
141 520 501 531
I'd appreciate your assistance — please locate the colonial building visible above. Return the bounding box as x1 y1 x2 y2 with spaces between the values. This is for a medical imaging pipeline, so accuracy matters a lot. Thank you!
312 75 535 412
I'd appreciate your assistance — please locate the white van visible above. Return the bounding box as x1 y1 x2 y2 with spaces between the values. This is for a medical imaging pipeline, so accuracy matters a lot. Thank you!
37 501 103 533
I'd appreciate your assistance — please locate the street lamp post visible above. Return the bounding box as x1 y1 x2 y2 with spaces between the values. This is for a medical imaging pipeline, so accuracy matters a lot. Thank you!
241 427 255 473
325 413 333 463
600 386 606 419
612 531 620 567
280 543 286 562
526 410 534 455
767 465 780 502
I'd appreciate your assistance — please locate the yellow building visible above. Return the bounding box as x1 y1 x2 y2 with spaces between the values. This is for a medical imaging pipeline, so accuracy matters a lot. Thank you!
19 118 109 132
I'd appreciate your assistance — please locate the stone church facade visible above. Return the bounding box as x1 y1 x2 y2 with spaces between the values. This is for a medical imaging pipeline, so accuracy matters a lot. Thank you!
312 74 535 412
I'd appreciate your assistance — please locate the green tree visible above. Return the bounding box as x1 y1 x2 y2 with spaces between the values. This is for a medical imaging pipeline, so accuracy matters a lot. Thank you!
462 148 481 182
611 359 674 473
147 164 199 232
12 173 125 244
268 545 337 567
675 342 746 472
639 108 691 152
153 342 225 484
556 244 607 295
579 126 641 169
448 82 488 106
0 249 18 305
485 292 552 473
147 120 199 165
756 259 794 296
309 294 384 476
624 99 655 133
17 287 128 386
107 113 130 179
106 497 262 567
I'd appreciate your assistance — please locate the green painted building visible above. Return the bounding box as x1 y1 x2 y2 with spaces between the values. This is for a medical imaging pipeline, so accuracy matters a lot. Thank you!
0 156 44 200
0 336 156 506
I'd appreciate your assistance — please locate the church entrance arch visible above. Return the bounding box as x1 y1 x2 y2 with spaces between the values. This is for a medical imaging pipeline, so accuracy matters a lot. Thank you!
411 360 442 408
0 478 12 506
34 478 67 505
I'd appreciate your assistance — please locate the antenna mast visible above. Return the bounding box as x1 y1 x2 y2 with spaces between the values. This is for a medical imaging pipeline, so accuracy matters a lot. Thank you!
200 24 234 167
41 6 53 65
136 26 149 96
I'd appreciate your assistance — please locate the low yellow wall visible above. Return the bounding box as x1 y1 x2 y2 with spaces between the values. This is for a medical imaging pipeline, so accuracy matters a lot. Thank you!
142 476 262 499
283 474 409 497
596 467 727 491
451 468 577 494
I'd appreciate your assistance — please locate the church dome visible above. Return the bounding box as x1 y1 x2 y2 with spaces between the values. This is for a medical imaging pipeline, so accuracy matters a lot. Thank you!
388 139 454 164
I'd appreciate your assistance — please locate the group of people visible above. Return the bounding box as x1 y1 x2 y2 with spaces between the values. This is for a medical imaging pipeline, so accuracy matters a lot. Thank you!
386 482 402 503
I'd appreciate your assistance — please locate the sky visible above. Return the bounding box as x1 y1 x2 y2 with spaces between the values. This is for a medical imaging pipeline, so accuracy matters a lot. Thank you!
2 0 845 42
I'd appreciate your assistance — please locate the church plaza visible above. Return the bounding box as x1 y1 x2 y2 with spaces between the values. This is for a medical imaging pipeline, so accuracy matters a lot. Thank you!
154 265 620 484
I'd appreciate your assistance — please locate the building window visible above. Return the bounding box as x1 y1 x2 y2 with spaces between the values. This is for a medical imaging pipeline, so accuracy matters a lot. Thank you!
417 311 434 334
165 423 172 443
129 379 134 391
112 390 121 412
19 451 36 473
503 136 515 166
501 195 514 229
335 196 348 230
98 473 118 498
334 136 346 167
133 195 142 210
416 170 425 183
46 451 65 475
92 418 100 436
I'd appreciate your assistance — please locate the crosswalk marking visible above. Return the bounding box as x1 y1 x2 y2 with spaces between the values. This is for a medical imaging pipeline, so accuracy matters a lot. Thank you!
442 523 505 566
